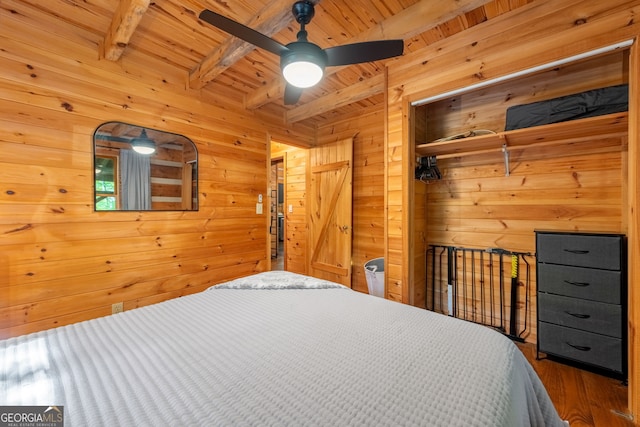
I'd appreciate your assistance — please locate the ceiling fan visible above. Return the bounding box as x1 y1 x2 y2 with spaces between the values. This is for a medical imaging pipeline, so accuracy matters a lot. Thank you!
199 1 404 105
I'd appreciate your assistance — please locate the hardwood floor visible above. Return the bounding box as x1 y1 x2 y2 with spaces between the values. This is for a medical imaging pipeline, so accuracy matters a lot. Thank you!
517 343 634 426
271 241 284 271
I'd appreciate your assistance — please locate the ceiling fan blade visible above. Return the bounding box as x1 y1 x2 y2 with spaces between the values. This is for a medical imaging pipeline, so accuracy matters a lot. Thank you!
324 40 404 67
284 84 304 105
199 10 289 57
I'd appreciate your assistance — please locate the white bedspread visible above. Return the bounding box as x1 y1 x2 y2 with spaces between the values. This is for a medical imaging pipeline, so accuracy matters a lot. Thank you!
1 271 566 426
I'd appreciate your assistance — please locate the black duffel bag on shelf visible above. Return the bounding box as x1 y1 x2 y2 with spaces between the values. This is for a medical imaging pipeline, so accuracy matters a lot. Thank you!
505 83 628 131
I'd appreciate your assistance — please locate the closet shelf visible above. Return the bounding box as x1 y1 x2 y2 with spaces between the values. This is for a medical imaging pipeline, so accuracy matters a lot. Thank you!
415 112 628 158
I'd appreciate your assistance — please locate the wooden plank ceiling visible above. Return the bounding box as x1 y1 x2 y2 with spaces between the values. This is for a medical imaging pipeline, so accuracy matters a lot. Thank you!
19 0 534 128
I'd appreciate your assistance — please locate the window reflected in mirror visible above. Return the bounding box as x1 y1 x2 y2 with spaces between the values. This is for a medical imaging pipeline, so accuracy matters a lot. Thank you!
93 122 198 211
95 156 118 210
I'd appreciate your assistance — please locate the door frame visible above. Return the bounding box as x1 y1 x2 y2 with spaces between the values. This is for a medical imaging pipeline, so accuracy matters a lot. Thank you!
269 155 286 271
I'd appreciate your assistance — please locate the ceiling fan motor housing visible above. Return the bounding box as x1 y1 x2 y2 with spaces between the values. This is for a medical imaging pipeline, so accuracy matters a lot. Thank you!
292 1 315 25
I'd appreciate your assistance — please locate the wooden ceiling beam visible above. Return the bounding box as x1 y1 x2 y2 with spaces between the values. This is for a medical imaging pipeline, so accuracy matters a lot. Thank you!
285 74 385 123
103 0 151 61
355 0 490 42
245 0 491 109
189 0 320 90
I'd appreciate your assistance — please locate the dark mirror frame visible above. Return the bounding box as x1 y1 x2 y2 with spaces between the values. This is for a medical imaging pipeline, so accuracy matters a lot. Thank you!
93 122 198 211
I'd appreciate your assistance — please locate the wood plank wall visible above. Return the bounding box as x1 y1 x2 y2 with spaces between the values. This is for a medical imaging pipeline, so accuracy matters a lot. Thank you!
270 142 309 275
317 106 386 295
423 141 625 343
0 2 313 339
270 105 387 295
389 0 640 300
1 0 390 340
386 0 640 418
413 52 628 337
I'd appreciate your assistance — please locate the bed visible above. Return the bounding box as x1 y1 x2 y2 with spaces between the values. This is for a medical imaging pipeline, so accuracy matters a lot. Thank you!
1 271 567 426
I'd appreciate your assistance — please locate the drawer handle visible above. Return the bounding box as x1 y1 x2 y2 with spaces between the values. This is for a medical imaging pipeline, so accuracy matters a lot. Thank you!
566 342 591 352
564 280 590 287
563 249 590 255
564 311 591 319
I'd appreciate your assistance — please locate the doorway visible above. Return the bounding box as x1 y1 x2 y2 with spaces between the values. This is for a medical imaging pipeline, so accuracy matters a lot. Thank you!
270 158 285 271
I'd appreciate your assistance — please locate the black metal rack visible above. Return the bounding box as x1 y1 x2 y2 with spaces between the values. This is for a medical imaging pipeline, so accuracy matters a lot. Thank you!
426 245 534 342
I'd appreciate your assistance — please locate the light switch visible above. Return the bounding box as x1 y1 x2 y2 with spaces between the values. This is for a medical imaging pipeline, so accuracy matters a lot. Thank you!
256 203 263 214
288 204 293 213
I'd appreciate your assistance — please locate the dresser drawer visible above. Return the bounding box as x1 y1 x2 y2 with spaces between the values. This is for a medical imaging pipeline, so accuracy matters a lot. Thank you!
537 293 622 338
536 233 622 270
538 322 622 373
537 263 621 304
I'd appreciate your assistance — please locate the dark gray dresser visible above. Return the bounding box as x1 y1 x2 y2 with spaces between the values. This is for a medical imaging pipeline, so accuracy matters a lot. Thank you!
535 231 627 378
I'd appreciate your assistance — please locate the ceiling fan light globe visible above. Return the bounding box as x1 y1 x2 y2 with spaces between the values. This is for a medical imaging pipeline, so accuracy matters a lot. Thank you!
281 42 327 89
283 61 323 88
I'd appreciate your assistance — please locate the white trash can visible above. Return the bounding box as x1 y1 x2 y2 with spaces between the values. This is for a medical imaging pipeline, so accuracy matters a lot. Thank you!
364 257 385 297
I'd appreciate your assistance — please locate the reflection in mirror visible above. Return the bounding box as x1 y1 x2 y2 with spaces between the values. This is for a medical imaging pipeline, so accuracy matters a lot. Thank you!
93 122 198 211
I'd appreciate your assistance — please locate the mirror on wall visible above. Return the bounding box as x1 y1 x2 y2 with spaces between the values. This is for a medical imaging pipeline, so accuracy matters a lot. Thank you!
93 122 198 211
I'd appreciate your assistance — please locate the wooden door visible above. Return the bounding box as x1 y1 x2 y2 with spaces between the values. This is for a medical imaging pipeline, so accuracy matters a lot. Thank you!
307 137 353 287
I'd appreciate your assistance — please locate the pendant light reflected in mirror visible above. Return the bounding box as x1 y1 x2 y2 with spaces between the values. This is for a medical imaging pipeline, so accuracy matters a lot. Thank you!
131 129 156 154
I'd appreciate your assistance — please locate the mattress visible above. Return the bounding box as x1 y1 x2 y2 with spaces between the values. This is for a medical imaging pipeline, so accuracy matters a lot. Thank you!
1 271 566 426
